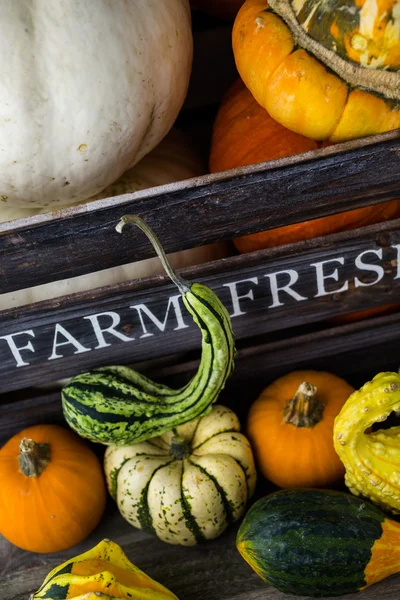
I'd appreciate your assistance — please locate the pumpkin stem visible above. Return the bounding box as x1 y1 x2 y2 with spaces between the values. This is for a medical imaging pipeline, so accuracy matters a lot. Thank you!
19 438 51 477
283 382 324 428
170 436 191 459
116 215 191 295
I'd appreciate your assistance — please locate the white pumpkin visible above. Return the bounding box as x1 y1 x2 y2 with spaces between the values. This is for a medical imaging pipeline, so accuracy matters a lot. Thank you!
0 130 231 310
104 405 257 546
0 0 192 208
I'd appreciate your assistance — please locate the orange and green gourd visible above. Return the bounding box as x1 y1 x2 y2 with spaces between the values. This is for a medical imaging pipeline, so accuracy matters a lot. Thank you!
233 0 400 141
334 371 400 514
237 488 400 597
30 538 178 600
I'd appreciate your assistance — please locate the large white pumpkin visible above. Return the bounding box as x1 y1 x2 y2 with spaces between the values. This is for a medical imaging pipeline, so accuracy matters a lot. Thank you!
104 405 257 546
0 0 193 208
0 130 231 310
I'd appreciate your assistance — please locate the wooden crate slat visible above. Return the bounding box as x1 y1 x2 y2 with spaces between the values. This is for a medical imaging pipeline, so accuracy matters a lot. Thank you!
0 216 398 393
0 131 399 294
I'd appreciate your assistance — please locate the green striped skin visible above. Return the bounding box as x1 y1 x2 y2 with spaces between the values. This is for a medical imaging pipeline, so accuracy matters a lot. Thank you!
62 281 235 446
237 489 387 598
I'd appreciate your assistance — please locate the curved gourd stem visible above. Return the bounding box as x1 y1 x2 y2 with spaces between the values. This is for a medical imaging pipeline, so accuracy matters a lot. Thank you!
116 215 190 295
334 372 400 513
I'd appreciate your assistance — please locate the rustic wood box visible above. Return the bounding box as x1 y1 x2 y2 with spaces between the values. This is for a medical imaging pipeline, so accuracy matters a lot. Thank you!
1 9 400 600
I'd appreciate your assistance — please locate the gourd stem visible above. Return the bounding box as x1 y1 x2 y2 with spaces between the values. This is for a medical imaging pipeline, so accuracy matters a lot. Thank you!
170 436 191 459
19 438 51 477
116 215 191 295
283 382 324 428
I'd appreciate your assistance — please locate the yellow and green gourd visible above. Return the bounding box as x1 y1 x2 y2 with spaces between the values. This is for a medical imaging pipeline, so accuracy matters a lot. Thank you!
62 216 235 446
30 538 178 600
334 371 400 513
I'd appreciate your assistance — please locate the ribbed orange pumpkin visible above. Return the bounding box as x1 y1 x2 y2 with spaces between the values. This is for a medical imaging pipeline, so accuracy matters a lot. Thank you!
233 0 400 142
209 78 400 254
0 424 106 553
246 371 355 488
192 0 244 20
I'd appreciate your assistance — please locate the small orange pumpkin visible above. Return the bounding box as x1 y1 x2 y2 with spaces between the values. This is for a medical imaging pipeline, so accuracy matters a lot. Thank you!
0 424 106 553
246 371 355 488
233 0 400 142
209 78 400 254
192 0 244 20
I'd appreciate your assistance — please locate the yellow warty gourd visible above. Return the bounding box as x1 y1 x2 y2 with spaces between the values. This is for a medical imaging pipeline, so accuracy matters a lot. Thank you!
334 372 400 514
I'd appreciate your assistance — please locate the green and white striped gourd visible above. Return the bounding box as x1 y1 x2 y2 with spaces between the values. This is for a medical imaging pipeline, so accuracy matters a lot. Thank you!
104 404 257 545
62 216 236 446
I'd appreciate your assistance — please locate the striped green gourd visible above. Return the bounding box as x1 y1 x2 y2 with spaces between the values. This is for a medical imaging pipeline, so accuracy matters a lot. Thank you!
237 488 400 597
62 215 235 446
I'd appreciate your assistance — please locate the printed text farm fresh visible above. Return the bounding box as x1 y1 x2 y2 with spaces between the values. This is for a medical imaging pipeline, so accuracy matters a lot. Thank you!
1 244 399 369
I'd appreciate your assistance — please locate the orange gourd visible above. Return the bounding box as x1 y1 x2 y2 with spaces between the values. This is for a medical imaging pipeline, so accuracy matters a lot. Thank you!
246 371 355 488
192 0 244 20
209 78 400 254
233 0 400 142
0 424 106 553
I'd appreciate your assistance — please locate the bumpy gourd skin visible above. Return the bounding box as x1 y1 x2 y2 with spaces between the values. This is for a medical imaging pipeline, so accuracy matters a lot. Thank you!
233 0 400 141
334 372 400 513
30 539 178 600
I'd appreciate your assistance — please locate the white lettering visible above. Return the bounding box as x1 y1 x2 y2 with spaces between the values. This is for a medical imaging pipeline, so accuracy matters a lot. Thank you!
84 311 134 349
48 324 91 360
265 270 307 308
131 294 189 338
393 244 400 280
311 258 349 297
354 249 384 287
223 278 258 317
0 330 35 367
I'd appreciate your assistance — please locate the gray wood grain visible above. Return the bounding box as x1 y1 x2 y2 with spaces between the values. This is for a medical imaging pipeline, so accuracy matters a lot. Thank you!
0 130 399 295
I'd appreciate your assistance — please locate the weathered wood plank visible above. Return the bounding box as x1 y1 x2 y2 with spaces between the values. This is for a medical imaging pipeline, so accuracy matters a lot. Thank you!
0 131 399 294
0 219 398 392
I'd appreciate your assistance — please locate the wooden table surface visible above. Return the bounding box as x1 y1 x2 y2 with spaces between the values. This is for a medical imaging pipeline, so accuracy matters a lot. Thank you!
2 499 400 600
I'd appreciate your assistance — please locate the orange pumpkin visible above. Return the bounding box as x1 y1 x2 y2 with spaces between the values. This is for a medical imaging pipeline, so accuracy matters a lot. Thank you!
209 78 400 254
0 424 106 553
209 77 319 173
232 0 400 142
246 371 355 488
192 0 244 20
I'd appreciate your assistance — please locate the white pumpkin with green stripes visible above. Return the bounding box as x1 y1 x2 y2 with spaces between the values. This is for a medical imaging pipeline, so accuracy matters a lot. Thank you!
104 404 257 545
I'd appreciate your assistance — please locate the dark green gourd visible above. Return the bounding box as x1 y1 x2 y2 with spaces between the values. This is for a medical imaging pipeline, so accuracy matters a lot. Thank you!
62 216 235 446
237 488 400 598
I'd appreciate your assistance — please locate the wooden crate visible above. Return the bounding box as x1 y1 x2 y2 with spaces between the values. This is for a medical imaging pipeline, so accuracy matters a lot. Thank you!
1 8 400 600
